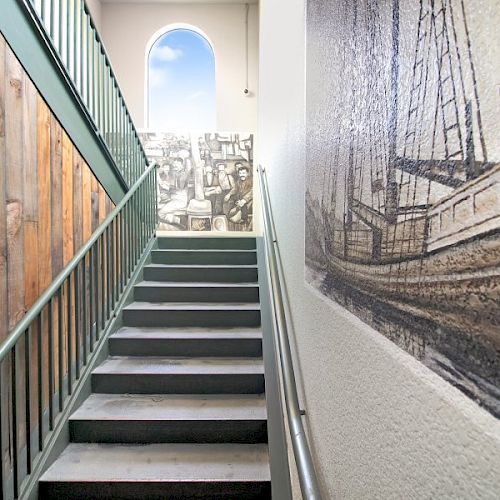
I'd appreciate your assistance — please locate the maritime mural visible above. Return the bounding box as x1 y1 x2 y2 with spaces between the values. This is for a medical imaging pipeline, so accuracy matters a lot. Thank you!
305 0 500 417
139 132 254 231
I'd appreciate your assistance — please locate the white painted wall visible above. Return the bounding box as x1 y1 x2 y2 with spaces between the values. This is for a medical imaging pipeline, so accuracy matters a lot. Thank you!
258 0 500 498
97 1 259 131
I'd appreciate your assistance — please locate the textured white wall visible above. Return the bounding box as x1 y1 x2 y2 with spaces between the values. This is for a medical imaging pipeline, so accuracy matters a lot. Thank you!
98 1 259 131
258 0 500 498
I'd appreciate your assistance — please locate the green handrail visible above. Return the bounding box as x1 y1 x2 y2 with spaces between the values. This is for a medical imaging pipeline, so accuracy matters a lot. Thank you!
20 0 148 187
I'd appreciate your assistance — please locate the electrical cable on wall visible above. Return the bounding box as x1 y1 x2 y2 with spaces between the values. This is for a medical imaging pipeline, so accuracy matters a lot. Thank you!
244 3 249 95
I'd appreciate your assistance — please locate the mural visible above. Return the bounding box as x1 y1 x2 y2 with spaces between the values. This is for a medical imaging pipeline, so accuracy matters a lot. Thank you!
305 0 500 417
140 132 254 231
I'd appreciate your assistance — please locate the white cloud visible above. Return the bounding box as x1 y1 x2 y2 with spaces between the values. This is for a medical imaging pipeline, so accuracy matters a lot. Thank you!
153 45 183 62
149 67 169 88
186 91 207 102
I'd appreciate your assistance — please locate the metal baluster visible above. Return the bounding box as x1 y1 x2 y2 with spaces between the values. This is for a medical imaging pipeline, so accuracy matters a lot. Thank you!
0 361 3 495
86 14 91 114
11 343 19 498
75 265 81 380
106 227 111 319
67 276 73 396
48 300 55 430
25 327 33 474
66 0 71 77
80 0 85 97
37 313 44 451
58 287 64 411
82 256 88 365
50 0 57 42
100 235 106 331
89 246 95 352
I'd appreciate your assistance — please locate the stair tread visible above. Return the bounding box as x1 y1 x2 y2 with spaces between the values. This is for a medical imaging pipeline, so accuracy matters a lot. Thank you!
145 264 258 268
153 249 257 253
93 357 264 375
123 301 261 311
112 326 263 340
70 394 267 421
40 443 270 482
136 281 259 288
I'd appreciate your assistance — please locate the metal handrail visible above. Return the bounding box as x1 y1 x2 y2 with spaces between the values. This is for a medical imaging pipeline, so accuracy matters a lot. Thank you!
258 165 323 500
19 0 148 187
0 162 157 500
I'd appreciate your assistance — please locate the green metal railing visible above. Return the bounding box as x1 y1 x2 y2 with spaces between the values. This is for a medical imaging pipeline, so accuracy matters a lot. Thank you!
0 164 157 500
22 0 148 187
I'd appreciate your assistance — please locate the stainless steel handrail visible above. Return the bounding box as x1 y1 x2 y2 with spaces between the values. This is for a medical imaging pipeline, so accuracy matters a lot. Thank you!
258 165 323 500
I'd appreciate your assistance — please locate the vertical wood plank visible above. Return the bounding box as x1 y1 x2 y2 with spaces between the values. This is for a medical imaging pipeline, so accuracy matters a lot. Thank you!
62 132 74 266
50 117 63 277
82 163 92 242
24 79 39 310
98 184 106 224
91 174 99 232
5 46 25 330
73 150 83 252
37 97 52 293
0 31 8 345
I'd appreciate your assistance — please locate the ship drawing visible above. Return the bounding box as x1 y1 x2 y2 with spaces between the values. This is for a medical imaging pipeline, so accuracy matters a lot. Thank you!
306 0 500 416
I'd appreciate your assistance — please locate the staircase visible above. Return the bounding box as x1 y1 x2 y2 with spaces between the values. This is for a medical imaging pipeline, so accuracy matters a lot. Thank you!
39 237 272 499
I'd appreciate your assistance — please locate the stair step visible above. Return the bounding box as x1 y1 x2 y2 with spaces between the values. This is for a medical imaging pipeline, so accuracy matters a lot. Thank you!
91 357 265 394
157 236 256 250
134 281 259 303
109 327 263 357
70 394 267 443
151 249 257 265
39 443 271 499
143 264 258 283
122 302 261 327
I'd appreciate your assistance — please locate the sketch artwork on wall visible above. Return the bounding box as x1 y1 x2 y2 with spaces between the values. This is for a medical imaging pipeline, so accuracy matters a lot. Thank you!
140 131 254 232
305 0 500 417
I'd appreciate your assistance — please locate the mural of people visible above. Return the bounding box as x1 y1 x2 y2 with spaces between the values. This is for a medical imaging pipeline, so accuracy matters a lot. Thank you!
140 131 254 232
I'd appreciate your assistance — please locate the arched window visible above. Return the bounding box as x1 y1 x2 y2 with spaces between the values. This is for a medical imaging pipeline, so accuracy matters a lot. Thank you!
147 27 216 130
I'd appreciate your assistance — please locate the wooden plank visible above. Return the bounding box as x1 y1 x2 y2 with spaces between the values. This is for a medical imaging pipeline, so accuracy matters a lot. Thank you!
37 97 52 292
50 116 63 277
62 131 74 265
98 184 106 224
91 174 99 233
0 32 8 345
73 150 83 251
5 45 25 330
82 163 92 241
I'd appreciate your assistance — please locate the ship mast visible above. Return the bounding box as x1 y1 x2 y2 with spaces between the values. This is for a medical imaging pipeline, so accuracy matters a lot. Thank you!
386 0 400 224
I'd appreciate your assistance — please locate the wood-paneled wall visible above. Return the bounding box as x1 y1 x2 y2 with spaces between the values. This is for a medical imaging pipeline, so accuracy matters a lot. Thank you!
0 33 114 344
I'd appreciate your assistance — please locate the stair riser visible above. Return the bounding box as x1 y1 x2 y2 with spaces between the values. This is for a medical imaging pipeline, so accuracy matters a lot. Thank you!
109 338 263 357
122 310 261 328
134 286 259 303
39 481 271 500
91 374 265 394
143 267 258 283
70 420 268 444
152 251 257 265
157 237 256 250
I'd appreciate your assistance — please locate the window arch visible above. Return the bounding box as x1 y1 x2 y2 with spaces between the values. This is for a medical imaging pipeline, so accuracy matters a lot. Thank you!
146 25 216 130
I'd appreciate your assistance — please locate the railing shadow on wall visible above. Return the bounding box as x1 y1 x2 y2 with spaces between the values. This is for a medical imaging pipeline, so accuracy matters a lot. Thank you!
20 0 148 187
0 164 157 500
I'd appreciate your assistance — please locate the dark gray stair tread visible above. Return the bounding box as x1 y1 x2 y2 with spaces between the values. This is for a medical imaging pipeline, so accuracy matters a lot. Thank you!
70 394 267 421
123 301 261 311
111 326 263 340
93 357 264 375
40 443 270 482
153 249 257 254
144 264 258 269
136 281 258 288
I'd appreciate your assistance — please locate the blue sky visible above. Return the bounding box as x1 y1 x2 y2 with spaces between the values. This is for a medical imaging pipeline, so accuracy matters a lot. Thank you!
148 29 216 130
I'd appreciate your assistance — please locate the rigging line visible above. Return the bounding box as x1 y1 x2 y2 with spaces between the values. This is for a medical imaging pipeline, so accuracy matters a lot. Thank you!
459 0 487 161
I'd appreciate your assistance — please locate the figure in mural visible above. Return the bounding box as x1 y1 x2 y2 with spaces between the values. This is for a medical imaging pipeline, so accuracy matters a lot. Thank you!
305 0 500 417
140 131 254 232
225 163 253 228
